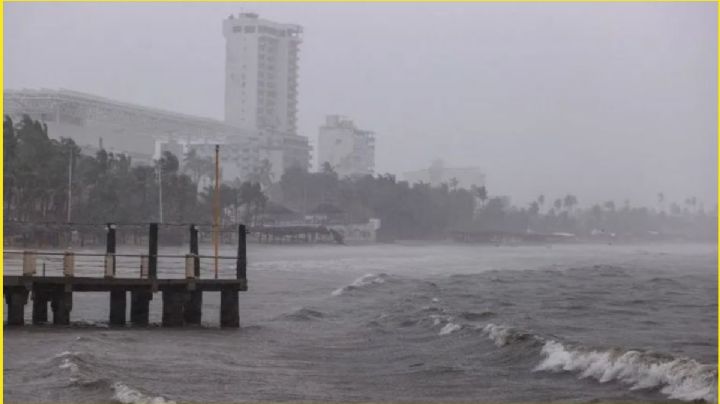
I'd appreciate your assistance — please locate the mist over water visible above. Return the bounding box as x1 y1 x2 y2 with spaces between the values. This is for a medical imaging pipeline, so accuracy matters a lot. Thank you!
4 243 716 403
3 3 717 404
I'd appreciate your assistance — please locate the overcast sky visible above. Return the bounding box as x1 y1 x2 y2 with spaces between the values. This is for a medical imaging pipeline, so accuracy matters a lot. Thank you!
5 2 717 208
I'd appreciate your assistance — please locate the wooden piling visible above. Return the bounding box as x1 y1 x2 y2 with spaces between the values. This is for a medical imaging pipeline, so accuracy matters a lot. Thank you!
185 224 202 325
162 289 186 327
51 290 72 325
6 289 28 326
109 290 126 326
220 288 239 328
184 291 202 325
130 290 152 326
32 288 49 324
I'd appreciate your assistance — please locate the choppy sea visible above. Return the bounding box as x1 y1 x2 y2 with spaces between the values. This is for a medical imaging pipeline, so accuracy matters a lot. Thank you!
4 242 717 403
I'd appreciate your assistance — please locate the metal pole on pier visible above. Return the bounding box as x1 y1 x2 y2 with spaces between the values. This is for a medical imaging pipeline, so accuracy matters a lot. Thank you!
67 148 73 223
213 145 220 279
158 158 164 224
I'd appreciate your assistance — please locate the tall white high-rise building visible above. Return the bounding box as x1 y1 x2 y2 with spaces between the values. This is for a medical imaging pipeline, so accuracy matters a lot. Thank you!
223 12 301 134
222 12 310 180
318 115 375 177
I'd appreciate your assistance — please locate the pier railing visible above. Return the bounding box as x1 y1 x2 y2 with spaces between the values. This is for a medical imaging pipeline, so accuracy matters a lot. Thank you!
4 223 247 280
3 222 247 328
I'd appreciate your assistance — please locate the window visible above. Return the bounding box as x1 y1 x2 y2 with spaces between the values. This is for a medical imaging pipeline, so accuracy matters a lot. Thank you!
233 26 243 33
244 26 256 33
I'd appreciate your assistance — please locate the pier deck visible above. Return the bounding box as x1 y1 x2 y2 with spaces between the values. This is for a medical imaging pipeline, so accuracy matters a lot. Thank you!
4 276 247 292
3 222 248 328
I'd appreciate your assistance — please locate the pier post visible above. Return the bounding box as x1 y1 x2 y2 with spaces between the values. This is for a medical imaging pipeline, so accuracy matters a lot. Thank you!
51 290 72 325
190 225 200 278
184 225 203 325
148 223 158 280
237 224 247 281
162 288 186 327
130 290 152 326
105 223 116 277
32 288 49 324
5 289 28 326
109 290 126 326
220 288 239 328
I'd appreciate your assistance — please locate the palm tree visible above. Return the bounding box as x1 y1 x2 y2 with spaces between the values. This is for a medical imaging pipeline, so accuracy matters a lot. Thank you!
563 194 578 212
475 185 488 207
248 159 274 189
183 149 213 184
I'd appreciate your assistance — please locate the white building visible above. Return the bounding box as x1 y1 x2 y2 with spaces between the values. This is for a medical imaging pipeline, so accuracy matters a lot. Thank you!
404 160 486 190
222 12 310 179
4 14 313 183
317 115 375 177
223 12 300 135
3 89 260 181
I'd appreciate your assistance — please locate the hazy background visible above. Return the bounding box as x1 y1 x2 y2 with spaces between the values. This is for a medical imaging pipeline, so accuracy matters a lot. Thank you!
4 2 717 208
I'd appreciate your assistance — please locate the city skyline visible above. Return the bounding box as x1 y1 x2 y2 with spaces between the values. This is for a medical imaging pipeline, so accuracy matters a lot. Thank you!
5 2 716 207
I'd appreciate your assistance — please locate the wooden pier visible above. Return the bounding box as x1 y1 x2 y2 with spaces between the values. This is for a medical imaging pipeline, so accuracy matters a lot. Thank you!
249 224 344 244
3 223 248 328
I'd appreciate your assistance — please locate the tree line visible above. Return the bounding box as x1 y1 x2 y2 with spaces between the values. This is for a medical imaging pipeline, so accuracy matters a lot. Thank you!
3 116 266 229
4 115 715 244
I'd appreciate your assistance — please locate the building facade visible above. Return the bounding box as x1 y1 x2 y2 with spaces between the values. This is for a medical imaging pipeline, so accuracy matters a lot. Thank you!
4 88 261 180
4 13 312 184
404 160 486 190
317 115 375 177
222 12 310 178
223 13 301 135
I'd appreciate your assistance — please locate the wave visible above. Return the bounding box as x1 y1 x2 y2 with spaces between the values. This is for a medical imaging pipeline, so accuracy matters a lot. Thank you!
53 351 87 383
534 340 717 403
112 382 176 404
331 273 390 296
439 322 462 336
279 307 325 321
477 323 716 402
458 310 496 321
53 351 175 404
424 314 463 336
481 323 538 347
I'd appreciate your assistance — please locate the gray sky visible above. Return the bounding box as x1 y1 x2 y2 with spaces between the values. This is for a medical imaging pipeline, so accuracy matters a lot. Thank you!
5 2 717 208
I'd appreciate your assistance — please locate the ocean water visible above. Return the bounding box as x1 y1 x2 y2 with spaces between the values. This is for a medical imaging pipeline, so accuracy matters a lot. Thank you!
3 242 717 403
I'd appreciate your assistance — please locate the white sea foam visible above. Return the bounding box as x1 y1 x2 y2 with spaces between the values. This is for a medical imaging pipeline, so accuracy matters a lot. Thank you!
534 340 717 403
54 351 81 382
439 322 462 336
331 273 388 296
112 382 176 404
481 323 516 347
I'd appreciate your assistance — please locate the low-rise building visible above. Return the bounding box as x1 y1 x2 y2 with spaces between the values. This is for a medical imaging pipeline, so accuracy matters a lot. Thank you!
4 88 310 181
317 115 375 177
403 160 486 189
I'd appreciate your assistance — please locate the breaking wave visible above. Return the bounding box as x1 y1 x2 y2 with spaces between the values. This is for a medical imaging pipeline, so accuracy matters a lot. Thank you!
534 340 717 403
481 323 538 347
331 273 390 296
53 351 175 404
112 382 176 404
477 323 716 402
439 322 462 336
